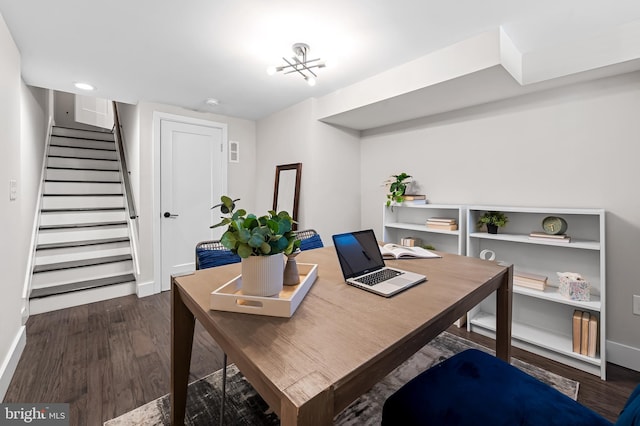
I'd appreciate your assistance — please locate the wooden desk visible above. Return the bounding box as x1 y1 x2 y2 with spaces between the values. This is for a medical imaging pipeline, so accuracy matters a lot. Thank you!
171 247 512 425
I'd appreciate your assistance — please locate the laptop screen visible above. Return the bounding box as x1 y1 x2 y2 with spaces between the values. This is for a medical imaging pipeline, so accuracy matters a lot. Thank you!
332 229 386 279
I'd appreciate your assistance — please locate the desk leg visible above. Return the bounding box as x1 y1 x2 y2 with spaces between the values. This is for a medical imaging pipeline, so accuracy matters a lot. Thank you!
171 280 195 426
495 264 513 362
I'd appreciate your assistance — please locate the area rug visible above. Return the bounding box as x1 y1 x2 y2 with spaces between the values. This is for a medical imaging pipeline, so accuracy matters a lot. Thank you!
105 332 579 425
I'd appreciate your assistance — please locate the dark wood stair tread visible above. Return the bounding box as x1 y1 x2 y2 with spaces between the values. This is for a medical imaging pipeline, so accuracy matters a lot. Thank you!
36 237 130 251
30 273 135 299
41 207 125 213
39 221 127 230
42 193 123 197
48 155 118 161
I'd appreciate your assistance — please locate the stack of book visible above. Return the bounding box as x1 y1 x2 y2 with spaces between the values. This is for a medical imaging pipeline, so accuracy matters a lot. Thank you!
528 231 571 243
426 217 458 231
402 194 427 205
400 237 421 247
572 310 598 357
513 272 547 291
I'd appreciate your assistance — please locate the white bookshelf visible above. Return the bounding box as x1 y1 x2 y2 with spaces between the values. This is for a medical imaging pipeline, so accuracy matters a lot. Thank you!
466 206 606 379
382 203 466 255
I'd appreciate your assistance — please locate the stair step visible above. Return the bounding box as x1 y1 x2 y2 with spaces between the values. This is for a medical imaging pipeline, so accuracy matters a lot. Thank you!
40 209 127 226
50 135 116 151
40 207 125 213
47 157 119 170
44 181 122 195
45 168 121 182
35 245 132 266
39 221 127 230
33 254 132 273
37 237 130 251
31 260 133 288
41 195 124 210
30 273 135 299
49 146 118 160
52 127 115 141
37 225 129 245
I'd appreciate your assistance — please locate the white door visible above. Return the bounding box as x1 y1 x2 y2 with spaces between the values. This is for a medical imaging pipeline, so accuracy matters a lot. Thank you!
160 119 226 291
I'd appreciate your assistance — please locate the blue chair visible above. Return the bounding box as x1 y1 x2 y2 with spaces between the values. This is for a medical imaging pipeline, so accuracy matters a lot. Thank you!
295 229 324 251
382 348 640 426
195 240 240 270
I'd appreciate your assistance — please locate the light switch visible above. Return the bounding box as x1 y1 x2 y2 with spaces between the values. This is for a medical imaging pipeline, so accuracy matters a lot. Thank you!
9 179 17 201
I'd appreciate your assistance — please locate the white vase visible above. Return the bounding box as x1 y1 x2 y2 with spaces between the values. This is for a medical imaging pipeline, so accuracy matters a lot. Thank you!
241 254 285 297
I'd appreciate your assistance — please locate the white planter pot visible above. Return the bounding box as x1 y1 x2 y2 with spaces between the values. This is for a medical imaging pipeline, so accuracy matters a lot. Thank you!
241 254 285 297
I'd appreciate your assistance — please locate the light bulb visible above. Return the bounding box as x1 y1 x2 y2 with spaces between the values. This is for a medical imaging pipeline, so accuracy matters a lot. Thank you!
266 65 277 76
74 82 95 91
306 76 316 87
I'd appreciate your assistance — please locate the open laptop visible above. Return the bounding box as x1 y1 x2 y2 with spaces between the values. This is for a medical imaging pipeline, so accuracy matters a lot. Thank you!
332 229 426 297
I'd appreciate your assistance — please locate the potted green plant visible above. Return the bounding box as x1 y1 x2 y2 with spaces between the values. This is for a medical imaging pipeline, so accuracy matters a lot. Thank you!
477 211 509 234
384 173 412 208
211 196 300 296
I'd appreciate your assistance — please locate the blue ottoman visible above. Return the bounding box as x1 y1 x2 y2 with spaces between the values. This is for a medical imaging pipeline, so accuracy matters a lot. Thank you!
382 349 616 426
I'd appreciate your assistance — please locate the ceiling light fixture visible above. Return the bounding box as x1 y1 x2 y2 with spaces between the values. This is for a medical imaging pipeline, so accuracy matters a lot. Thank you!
74 82 95 91
205 98 220 106
267 43 325 86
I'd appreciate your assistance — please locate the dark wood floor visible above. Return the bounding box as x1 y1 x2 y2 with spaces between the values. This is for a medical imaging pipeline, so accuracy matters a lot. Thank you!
4 291 639 425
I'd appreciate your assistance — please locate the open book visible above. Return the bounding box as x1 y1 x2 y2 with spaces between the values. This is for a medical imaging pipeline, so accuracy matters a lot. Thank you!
379 244 441 259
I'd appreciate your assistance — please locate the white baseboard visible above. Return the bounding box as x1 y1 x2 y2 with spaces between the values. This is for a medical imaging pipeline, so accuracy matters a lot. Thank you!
136 280 156 298
606 339 640 373
0 326 26 401
29 282 136 315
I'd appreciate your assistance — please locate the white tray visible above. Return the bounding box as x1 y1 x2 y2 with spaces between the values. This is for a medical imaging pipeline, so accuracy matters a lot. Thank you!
210 263 318 317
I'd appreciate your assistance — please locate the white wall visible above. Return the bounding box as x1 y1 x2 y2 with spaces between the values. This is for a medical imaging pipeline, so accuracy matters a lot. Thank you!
256 98 361 243
0 13 49 399
0 11 23 399
360 72 640 356
132 102 257 290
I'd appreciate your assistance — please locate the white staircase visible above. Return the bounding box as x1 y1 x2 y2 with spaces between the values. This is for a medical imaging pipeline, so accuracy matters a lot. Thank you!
30 126 136 314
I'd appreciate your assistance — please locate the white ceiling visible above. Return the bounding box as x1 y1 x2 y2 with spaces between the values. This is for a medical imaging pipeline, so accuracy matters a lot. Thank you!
2 1 640 121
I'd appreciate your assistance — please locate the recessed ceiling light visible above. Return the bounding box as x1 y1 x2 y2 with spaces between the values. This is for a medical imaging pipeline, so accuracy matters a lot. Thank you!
205 98 220 106
74 82 95 91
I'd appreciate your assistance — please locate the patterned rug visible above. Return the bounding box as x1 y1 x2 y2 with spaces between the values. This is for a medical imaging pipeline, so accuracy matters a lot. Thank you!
105 332 579 425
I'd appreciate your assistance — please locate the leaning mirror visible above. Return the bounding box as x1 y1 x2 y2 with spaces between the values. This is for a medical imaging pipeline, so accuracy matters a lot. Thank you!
273 163 302 229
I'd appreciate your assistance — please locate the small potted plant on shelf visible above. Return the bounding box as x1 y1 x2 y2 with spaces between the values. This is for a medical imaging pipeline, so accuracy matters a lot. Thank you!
211 196 300 296
384 173 412 209
477 211 509 234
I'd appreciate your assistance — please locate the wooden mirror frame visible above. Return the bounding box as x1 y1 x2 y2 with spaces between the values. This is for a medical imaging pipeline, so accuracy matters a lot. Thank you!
273 163 302 229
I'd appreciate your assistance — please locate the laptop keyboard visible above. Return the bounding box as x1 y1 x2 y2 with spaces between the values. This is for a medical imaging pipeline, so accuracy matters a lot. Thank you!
355 268 402 286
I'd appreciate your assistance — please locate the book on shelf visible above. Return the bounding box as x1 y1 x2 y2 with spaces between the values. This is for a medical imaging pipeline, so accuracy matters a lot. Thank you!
528 232 571 243
402 199 428 205
427 217 457 224
400 237 421 247
572 309 599 358
426 221 458 231
379 243 441 259
529 231 569 239
580 311 590 356
402 194 426 200
572 310 582 353
513 271 547 291
588 315 598 357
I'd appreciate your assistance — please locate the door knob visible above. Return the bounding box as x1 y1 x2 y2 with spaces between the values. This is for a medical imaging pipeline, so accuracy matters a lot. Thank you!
163 211 179 218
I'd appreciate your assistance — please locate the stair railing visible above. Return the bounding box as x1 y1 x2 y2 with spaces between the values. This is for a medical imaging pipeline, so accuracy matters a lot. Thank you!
112 102 137 220
112 101 141 278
